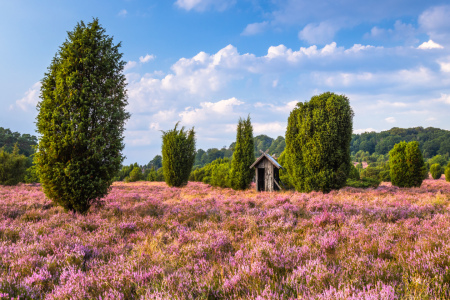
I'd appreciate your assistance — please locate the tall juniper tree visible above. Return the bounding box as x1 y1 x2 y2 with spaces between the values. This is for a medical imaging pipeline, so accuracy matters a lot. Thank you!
230 116 255 190
389 141 426 187
285 92 354 193
161 123 196 187
36 19 129 213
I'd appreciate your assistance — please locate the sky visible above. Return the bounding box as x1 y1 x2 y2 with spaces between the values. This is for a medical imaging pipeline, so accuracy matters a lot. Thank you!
1 0 450 165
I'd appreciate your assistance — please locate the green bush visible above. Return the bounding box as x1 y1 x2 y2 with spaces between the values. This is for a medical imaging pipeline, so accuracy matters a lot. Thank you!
430 163 442 180
284 92 354 193
210 163 231 188
389 141 426 188
445 163 450 182
230 116 254 190
348 164 360 180
162 123 195 187
128 167 142 182
189 158 231 188
346 177 380 189
35 19 129 213
0 145 28 185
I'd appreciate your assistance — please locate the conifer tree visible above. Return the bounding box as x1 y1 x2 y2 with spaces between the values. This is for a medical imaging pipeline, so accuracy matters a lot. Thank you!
389 141 426 187
230 116 255 190
430 163 442 180
35 19 129 213
445 163 450 182
161 123 195 187
284 92 353 193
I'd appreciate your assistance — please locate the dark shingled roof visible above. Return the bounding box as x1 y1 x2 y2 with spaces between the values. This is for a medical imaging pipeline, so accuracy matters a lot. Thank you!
250 152 283 169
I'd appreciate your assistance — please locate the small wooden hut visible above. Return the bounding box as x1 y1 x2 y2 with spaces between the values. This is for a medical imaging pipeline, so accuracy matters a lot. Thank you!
250 150 283 192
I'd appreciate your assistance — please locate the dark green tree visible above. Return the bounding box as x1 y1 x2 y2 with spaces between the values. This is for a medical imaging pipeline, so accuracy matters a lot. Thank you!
284 92 354 193
230 116 255 190
0 144 28 185
389 141 426 187
430 163 442 180
128 166 143 182
161 123 195 187
35 19 129 213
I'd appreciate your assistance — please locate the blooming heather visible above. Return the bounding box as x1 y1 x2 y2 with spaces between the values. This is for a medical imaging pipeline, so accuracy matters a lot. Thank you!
1 180 450 299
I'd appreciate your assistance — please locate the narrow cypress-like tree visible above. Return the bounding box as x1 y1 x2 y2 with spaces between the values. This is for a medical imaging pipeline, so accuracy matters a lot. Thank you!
161 123 196 187
389 141 426 187
36 19 129 213
284 92 354 193
230 116 255 190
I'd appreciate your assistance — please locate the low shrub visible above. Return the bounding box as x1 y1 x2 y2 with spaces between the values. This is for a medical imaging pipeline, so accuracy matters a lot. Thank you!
430 163 442 180
346 177 380 188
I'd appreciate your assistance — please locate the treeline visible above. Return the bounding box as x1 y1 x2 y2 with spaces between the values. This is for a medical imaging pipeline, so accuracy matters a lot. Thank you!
193 134 285 168
0 127 37 157
351 127 450 158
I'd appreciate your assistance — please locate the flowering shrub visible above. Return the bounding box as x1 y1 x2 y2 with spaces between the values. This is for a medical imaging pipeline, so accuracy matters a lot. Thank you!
1 180 450 299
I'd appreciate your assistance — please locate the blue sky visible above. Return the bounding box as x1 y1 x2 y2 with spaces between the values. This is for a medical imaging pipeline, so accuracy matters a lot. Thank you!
2 0 450 164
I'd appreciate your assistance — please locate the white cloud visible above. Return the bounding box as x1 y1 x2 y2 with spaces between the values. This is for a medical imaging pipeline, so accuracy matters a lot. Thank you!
417 40 444 50
254 100 297 114
13 82 41 111
253 122 286 136
419 5 450 44
353 128 378 134
124 61 137 71
242 21 269 36
298 22 337 45
435 93 450 105
385 117 396 123
365 21 418 45
139 54 155 63
118 9 127 17
179 97 244 125
438 60 450 72
175 0 235 12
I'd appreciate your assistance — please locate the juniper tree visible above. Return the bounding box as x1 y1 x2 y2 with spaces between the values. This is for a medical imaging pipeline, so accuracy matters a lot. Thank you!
389 141 426 187
284 92 354 193
230 116 254 190
35 19 129 213
161 123 196 187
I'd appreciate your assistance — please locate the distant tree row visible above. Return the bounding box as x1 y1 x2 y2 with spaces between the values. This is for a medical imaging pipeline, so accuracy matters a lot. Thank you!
351 127 450 158
0 127 37 157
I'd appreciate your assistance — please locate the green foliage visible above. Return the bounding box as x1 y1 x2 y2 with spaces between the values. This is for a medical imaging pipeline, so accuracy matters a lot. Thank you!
346 177 380 188
348 164 360 180
24 164 40 184
0 127 38 157
350 127 450 158
430 163 442 180
0 144 28 185
230 116 255 190
127 167 142 182
35 19 129 213
189 158 231 188
389 141 426 188
445 163 450 182
277 151 294 190
161 123 195 187
146 167 164 182
427 154 448 169
145 155 162 170
285 92 354 193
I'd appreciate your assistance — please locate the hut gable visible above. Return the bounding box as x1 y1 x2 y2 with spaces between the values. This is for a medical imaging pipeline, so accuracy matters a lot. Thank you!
250 151 283 192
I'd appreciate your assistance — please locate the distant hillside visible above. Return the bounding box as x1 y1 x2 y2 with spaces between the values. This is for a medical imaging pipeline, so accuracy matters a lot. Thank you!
193 135 286 168
351 127 450 158
0 127 37 157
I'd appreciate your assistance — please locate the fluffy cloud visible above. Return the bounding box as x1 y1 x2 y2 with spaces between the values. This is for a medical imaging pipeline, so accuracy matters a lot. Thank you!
175 0 235 12
417 40 444 49
298 22 337 45
179 97 244 125
13 82 41 111
385 117 396 123
139 54 155 63
419 5 450 45
124 61 137 71
365 20 418 45
241 21 269 36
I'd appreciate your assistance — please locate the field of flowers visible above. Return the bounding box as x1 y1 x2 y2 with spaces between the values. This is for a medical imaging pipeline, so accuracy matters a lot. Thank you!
1 179 450 299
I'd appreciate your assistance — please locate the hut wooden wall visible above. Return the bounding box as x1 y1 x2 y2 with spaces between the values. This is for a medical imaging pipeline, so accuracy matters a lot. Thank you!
255 158 275 192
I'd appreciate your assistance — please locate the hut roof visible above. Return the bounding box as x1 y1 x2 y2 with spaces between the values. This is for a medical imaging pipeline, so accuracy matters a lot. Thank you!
250 152 283 169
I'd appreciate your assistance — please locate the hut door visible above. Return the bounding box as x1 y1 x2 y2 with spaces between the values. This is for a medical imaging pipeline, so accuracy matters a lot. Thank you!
258 168 265 191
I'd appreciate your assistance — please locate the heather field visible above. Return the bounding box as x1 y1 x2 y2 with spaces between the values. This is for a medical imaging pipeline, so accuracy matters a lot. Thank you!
1 180 450 299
